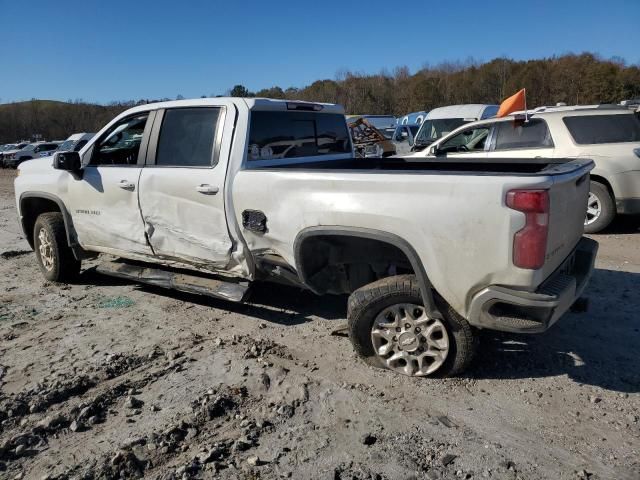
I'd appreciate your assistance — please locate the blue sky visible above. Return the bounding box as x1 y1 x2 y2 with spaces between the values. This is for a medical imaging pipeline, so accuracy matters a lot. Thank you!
1 0 639 104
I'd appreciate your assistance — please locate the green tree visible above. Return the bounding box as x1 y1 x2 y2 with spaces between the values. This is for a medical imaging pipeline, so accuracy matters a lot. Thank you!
229 85 252 97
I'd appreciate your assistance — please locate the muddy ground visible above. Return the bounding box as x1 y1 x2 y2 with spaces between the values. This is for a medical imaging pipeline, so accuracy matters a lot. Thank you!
0 168 638 480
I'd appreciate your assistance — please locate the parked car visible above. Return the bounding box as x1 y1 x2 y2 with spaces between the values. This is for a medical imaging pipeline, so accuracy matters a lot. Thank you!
348 115 397 139
410 105 640 233
398 111 428 125
5 142 60 168
40 133 95 157
391 124 420 155
347 116 396 157
15 97 596 378
411 104 499 152
1 142 30 167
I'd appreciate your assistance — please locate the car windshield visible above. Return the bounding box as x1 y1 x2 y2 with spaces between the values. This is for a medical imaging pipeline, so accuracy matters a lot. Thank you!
57 140 76 151
415 118 470 145
364 116 396 131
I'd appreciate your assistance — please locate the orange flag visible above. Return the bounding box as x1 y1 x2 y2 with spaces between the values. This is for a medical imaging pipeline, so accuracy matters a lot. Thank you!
497 88 526 117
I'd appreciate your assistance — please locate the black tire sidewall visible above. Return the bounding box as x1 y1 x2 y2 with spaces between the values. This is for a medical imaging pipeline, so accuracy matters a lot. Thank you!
33 216 63 282
348 279 464 377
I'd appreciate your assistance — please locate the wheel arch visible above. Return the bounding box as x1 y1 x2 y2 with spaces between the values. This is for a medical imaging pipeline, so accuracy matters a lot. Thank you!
293 226 442 319
589 174 615 198
19 192 78 256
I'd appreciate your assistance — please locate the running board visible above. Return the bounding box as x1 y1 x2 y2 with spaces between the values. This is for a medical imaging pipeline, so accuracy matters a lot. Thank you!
96 261 249 303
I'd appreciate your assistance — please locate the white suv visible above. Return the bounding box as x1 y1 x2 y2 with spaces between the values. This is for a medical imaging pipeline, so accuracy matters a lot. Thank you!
410 106 640 233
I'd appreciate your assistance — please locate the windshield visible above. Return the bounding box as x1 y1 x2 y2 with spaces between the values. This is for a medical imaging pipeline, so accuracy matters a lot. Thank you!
365 116 396 130
415 118 470 145
57 140 76 151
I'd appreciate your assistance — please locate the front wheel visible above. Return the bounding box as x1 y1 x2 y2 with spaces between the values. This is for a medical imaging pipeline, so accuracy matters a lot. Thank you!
584 181 616 234
347 275 477 377
33 212 81 282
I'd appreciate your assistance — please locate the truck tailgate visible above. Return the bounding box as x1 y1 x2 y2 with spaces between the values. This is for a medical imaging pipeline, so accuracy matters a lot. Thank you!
540 161 592 281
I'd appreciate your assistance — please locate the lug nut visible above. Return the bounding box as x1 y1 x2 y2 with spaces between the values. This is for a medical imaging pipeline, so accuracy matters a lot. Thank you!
415 327 421 333
396 327 401 333
405 323 411 329
392 336 397 341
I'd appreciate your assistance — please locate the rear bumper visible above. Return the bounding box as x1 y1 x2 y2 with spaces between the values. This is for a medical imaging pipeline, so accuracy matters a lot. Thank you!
468 237 598 333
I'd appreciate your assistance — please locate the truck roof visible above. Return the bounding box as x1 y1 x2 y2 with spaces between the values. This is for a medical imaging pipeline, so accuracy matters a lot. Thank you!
116 98 345 116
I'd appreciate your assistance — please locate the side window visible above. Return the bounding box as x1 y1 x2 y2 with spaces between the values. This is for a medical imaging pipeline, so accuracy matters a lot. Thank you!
493 119 553 150
91 114 149 166
156 108 221 167
563 114 640 144
439 126 490 153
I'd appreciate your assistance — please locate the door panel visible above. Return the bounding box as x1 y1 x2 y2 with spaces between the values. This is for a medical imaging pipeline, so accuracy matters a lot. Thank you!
138 106 233 269
138 169 232 267
68 166 151 254
67 112 153 254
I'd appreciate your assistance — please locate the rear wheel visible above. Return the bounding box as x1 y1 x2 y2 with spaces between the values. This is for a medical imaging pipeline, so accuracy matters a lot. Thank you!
584 181 615 233
33 212 81 282
347 275 477 377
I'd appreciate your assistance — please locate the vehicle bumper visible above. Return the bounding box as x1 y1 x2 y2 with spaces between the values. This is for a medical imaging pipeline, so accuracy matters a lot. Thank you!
616 198 640 214
611 171 640 212
467 237 598 333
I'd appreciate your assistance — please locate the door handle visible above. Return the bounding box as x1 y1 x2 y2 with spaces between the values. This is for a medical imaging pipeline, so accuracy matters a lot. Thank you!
196 184 219 195
118 180 135 191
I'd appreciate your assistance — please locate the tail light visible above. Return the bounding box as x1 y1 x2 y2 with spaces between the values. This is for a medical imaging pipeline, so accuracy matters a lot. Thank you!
506 189 549 269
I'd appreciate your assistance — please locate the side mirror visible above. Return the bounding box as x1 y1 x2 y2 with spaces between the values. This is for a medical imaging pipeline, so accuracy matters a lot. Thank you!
53 151 82 173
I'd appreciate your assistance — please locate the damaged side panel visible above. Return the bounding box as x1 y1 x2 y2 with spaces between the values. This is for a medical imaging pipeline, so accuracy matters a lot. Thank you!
137 168 234 269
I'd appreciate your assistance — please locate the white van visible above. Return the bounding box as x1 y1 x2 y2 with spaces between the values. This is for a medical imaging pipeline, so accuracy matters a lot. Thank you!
411 104 498 152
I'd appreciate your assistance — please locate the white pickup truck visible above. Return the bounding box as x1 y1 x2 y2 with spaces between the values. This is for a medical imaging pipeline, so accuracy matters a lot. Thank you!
15 98 598 378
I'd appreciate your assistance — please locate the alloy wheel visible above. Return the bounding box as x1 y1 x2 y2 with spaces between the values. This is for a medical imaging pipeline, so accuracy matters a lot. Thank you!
370 303 449 376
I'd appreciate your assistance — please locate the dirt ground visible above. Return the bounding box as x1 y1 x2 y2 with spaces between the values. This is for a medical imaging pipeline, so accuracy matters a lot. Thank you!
0 168 638 480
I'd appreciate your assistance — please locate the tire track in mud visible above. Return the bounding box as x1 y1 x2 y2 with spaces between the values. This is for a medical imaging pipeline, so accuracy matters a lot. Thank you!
1 334 298 477
0 348 173 466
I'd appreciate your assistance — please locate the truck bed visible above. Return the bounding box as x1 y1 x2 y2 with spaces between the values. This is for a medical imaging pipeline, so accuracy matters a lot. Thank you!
234 157 594 318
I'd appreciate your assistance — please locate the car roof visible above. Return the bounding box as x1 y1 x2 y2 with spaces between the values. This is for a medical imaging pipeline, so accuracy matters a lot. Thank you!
426 104 498 119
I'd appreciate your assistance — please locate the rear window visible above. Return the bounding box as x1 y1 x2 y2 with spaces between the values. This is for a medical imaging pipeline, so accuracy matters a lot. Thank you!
493 118 553 150
248 112 351 161
563 114 640 144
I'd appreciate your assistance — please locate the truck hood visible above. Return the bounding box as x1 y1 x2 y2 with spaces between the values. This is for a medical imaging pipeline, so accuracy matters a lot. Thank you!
17 156 55 174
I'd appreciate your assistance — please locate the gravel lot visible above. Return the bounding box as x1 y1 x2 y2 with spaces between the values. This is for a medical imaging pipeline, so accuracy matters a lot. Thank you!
0 168 638 480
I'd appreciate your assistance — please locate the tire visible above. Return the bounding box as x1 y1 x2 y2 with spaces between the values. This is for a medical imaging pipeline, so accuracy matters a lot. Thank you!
347 274 477 377
33 212 81 282
584 181 616 234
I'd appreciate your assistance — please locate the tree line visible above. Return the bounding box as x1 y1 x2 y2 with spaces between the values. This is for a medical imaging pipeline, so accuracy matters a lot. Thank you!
1 53 639 143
